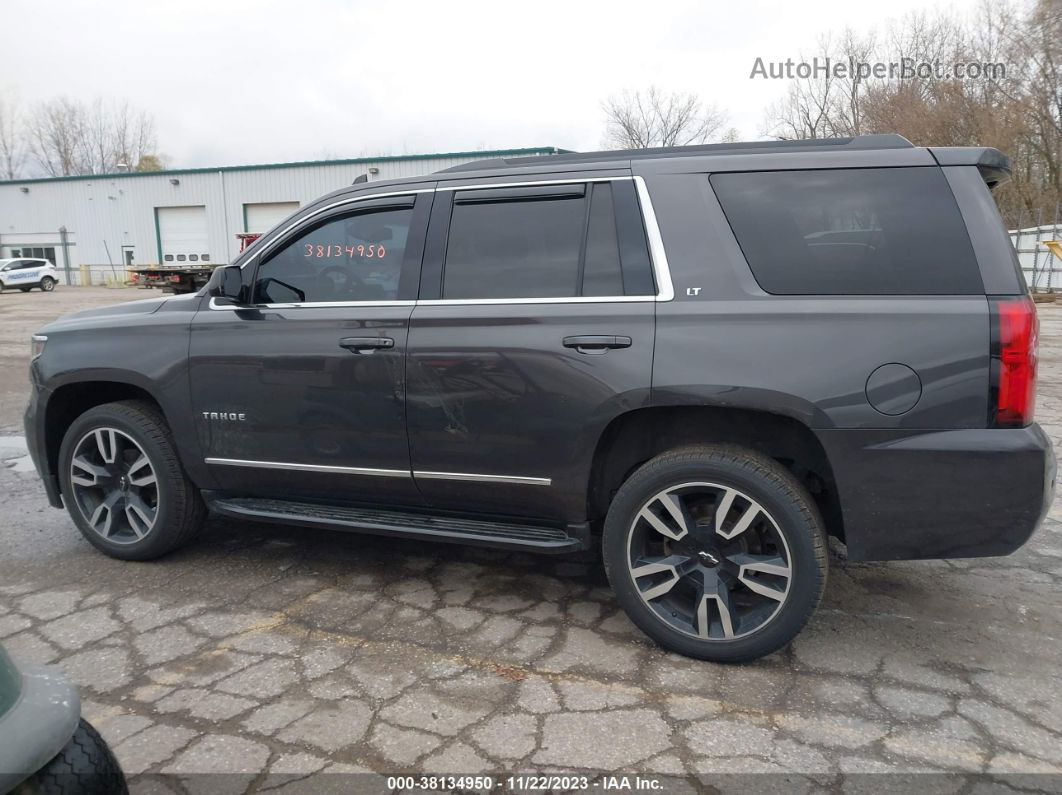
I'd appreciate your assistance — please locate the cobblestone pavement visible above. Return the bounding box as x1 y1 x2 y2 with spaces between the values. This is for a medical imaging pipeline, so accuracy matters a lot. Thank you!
1 290 1062 791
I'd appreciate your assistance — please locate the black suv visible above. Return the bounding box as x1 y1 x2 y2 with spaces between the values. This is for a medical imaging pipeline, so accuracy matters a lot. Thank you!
24 135 1055 662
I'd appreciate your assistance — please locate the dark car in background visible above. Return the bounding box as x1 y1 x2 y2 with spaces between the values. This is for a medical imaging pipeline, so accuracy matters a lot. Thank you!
22 134 1054 662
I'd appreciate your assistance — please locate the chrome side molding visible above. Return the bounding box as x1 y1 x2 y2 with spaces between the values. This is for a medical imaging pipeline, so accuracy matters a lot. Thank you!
204 457 551 486
204 458 409 478
413 470 552 487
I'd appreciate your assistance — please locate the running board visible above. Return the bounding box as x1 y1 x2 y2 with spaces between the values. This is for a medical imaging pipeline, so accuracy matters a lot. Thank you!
204 494 589 554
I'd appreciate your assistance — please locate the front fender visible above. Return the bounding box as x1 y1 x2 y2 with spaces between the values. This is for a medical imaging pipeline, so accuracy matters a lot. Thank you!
30 299 214 496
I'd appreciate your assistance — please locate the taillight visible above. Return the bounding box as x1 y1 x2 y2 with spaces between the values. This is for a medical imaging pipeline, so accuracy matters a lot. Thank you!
990 295 1038 427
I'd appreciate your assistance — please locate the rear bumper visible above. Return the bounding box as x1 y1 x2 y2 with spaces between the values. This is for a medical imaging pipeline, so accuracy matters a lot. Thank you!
818 424 1055 561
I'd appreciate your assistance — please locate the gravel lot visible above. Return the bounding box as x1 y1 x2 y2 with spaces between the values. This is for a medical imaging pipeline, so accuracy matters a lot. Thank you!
2 286 1062 790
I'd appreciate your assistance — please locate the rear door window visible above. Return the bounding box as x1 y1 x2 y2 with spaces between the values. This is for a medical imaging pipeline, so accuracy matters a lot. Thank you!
711 167 984 295
444 188 585 299
582 182 625 297
440 179 654 300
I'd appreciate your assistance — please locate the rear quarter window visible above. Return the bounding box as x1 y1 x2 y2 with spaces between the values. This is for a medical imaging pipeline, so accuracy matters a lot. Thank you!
711 167 984 295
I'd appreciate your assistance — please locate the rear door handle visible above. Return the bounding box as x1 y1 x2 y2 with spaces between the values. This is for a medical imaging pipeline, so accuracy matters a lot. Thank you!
339 336 394 353
562 335 633 354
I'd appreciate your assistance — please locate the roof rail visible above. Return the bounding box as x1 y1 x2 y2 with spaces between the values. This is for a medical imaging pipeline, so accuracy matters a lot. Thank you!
435 134 914 173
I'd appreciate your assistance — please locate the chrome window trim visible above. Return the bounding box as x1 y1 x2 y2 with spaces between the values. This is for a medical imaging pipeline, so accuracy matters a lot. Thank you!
437 175 632 191
208 297 415 311
415 296 653 307
413 470 552 487
634 175 675 302
236 188 435 269
215 175 674 310
205 457 410 478
204 457 551 486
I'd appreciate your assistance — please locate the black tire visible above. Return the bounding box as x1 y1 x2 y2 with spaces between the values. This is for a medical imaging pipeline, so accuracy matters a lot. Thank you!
602 445 828 663
16 719 128 795
40 277 56 292
58 400 206 560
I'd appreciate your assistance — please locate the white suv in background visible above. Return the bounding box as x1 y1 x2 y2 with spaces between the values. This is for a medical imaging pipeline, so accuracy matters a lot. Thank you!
0 259 59 292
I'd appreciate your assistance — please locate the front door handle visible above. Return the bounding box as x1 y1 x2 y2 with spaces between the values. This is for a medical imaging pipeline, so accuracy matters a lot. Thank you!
339 336 394 353
562 335 633 354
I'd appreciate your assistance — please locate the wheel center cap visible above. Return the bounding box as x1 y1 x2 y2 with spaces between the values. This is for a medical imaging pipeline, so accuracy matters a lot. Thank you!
697 549 720 566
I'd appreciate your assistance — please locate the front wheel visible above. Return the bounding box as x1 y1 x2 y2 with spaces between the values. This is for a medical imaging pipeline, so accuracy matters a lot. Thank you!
602 445 828 663
58 400 206 560
40 276 56 292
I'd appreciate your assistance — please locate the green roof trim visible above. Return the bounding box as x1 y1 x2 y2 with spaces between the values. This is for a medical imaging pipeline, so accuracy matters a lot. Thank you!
0 147 568 187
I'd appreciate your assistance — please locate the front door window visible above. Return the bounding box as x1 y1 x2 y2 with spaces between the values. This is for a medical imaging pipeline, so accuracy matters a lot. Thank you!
254 208 414 304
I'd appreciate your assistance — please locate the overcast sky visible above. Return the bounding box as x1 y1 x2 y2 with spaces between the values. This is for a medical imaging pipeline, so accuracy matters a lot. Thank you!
6 0 984 169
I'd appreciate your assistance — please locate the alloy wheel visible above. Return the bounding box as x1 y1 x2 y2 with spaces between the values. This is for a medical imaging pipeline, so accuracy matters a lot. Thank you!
626 482 792 640
69 427 159 544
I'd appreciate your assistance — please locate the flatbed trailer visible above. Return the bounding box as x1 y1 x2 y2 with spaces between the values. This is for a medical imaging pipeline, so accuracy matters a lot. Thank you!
129 234 261 294
128 264 219 294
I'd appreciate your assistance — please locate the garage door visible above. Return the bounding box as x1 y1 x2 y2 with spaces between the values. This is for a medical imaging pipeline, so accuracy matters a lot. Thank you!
157 206 209 264
245 202 300 235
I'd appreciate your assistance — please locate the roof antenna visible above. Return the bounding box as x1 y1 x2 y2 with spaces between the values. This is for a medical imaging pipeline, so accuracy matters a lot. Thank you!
352 173 369 184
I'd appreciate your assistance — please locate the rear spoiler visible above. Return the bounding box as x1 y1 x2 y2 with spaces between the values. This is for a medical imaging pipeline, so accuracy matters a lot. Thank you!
929 146 1012 189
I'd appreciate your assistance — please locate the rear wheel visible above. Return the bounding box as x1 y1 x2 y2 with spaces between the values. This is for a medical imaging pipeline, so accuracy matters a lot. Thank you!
40 276 56 292
602 445 827 662
15 719 128 795
58 400 206 560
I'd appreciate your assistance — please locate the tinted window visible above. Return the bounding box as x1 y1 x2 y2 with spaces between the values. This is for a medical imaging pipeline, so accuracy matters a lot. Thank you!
255 207 412 304
444 194 584 299
711 167 983 295
442 183 640 300
582 183 624 296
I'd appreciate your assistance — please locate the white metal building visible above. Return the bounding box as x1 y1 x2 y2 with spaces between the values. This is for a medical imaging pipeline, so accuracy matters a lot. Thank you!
0 147 561 285
1009 224 1062 290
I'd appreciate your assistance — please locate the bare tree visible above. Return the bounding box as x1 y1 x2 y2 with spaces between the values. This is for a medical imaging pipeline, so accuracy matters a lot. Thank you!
762 30 878 140
835 27 878 136
0 91 26 179
29 98 85 177
763 36 840 139
602 87 727 148
108 101 157 172
1017 0 1062 198
28 97 159 176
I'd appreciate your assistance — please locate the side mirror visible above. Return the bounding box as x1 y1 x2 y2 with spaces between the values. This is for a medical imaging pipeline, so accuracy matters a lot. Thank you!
206 265 246 305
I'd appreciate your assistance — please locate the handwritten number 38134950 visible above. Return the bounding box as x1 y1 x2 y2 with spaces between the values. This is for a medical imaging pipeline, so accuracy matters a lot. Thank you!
304 243 386 259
